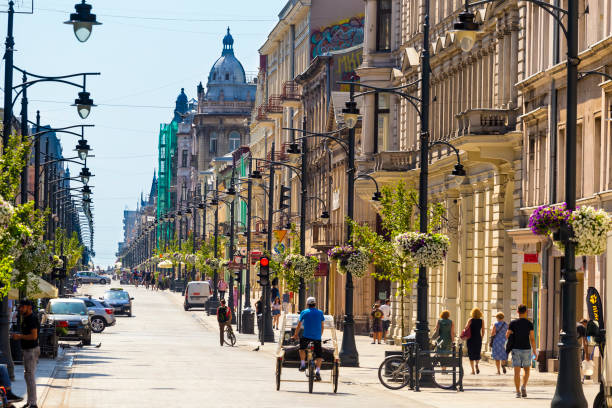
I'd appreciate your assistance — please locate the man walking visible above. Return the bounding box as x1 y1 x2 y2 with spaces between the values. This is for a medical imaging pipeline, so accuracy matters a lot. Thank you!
12 300 40 408
216 299 231 346
380 299 391 343
292 297 325 381
506 304 537 398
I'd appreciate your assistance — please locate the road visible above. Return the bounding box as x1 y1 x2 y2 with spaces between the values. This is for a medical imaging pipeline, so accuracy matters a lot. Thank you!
40 282 420 408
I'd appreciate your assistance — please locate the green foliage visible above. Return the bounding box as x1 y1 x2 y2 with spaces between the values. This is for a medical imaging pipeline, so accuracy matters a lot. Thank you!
0 133 30 199
54 229 84 271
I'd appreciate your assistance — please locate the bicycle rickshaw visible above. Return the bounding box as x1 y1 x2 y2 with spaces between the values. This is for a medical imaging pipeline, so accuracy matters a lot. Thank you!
275 313 339 393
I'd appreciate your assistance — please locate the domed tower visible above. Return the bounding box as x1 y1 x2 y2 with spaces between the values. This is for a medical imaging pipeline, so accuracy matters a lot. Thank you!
205 28 255 102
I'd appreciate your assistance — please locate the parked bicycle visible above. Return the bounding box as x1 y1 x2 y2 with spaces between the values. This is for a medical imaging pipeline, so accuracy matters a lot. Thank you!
224 324 236 347
378 341 463 391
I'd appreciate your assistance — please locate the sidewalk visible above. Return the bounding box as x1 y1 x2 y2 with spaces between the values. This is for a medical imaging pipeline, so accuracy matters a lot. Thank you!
165 289 600 407
10 346 67 405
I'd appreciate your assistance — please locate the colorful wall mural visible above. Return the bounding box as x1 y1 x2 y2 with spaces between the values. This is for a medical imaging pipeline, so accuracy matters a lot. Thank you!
310 15 364 59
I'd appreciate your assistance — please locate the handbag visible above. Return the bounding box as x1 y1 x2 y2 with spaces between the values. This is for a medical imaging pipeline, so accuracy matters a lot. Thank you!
460 319 472 340
489 333 496 348
505 333 514 354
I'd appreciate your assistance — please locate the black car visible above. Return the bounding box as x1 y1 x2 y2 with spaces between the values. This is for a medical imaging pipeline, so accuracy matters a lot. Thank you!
103 288 133 317
41 299 92 345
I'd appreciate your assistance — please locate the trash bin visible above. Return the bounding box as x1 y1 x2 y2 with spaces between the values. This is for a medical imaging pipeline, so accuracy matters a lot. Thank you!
241 308 254 334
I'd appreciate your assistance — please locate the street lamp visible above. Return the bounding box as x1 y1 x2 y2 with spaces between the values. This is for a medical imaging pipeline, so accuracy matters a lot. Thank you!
449 5 480 52
79 167 92 184
452 1 583 406
73 91 96 119
81 185 92 200
74 138 92 161
64 0 102 43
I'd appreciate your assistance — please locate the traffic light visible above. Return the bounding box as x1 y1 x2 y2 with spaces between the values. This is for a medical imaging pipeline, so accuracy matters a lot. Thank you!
258 256 270 286
280 185 291 210
234 269 242 284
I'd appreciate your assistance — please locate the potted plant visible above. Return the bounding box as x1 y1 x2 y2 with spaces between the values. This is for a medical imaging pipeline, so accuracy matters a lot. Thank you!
393 231 450 268
327 245 370 278
283 254 319 282
528 203 571 236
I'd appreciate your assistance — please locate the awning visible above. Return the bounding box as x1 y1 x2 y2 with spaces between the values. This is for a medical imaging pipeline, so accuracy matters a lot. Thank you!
9 273 59 300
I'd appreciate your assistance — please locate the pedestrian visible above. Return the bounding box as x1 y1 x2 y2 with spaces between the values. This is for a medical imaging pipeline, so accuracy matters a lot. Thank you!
12 299 40 408
216 299 232 346
577 318 590 362
218 278 228 300
281 291 291 314
0 363 23 403
271 282 280 305
490 312 508 374
506 304 537 398
291 297 325 381
464 307 484 375
433 310 454 353
272 297 281 329
255 296 263 333
379 299 391 343
370 303 384 344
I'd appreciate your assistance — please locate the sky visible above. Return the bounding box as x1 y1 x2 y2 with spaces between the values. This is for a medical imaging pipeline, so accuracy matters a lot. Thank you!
4 0 280 267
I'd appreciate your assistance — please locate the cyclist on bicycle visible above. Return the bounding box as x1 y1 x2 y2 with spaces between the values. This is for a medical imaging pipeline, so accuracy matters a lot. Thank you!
216 299 232 346
292 297 325 381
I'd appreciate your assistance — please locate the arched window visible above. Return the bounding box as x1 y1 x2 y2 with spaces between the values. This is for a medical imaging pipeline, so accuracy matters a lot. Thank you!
210 132 218 153
229 131 241 152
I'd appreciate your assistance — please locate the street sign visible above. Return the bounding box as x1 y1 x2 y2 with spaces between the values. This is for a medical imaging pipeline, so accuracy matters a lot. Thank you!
314 262 328 277
273 243 285 254
524 253 538 263
274 229 287 242
228 261 243 270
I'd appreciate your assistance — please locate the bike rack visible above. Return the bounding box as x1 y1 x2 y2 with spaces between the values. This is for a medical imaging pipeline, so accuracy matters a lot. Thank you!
413 343 464 392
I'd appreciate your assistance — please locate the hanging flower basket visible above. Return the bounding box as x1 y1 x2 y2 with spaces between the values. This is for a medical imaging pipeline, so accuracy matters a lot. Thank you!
158 259 173 269
206 258 221 270
0 196 14 228
327 245 370 278
393 232 450 268
530 204 612 256
528 203 571 236
283 254 319 282
185 254 197 264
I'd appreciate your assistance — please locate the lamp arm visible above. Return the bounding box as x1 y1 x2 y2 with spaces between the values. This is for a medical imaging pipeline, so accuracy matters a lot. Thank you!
340 81 423 119
464 0 568 38
578 70 612 82
305 195 328 212
429 140 462 164
289 132 349 155
354 173 381 194
253 158 302 182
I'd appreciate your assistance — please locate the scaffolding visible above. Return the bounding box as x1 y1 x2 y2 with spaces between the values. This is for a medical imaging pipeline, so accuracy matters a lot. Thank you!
157 121 178 249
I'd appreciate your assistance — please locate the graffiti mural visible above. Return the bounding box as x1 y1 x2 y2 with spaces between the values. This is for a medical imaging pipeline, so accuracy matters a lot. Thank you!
332 47 363 92
311 15 364 59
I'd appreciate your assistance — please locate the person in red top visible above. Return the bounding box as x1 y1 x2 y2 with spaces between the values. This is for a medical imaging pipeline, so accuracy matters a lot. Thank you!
216 299 232 346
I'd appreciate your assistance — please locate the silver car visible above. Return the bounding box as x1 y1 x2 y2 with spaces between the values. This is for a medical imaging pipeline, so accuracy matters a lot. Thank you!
75 271 108 284
76 296 116 333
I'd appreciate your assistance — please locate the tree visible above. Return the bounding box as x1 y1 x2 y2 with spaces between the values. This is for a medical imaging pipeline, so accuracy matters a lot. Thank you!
350 181 445 337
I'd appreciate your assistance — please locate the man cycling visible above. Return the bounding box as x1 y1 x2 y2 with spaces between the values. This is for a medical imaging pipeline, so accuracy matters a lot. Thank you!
292 297 325 381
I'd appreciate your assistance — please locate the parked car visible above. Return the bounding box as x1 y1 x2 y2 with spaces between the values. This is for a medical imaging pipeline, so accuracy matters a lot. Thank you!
41 298 92 345
76 296 116 333
75 271 108 284
103 288 133 317
184 281 212 311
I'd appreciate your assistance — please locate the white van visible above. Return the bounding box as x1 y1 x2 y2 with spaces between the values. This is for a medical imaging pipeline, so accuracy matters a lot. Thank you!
184 281 212 311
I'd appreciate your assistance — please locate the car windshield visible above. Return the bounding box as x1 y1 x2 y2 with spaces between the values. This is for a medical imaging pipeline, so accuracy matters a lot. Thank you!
105 291 129 300
50 302 87 315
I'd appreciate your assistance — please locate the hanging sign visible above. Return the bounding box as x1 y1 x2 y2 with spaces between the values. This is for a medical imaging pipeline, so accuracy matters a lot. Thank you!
587 287 604 329
523 253 539 263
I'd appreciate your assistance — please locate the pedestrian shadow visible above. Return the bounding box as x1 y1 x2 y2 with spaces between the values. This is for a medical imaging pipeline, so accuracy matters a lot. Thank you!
282 390 352 396
71 372 112 379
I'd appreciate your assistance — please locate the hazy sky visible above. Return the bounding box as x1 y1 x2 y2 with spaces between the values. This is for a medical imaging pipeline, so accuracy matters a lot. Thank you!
5 0 279 267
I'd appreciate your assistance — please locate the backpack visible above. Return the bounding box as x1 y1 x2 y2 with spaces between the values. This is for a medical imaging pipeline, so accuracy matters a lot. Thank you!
217 306 229 323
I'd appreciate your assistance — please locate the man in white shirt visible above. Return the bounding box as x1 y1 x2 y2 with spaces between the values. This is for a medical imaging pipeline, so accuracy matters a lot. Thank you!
380 299 391 343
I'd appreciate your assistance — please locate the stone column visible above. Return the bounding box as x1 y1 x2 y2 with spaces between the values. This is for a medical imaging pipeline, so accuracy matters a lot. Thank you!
363 0 378 67
444 192 460 314
361 92 376 158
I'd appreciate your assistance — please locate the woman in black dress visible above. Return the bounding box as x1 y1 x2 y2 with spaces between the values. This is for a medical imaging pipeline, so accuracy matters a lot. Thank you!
464 307 485 374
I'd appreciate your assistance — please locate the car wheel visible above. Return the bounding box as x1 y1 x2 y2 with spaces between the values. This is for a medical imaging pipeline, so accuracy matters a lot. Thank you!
90 317 105 333
127 311 132 317
100 279 106 285
184 304 190 311
82 332 91 346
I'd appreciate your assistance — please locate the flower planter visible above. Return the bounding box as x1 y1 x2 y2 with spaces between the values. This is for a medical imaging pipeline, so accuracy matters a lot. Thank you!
327 245 370 278
393 232 450 268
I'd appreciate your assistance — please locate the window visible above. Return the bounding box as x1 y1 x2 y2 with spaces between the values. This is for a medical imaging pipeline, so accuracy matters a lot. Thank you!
374 94 390 153
225 73 230 81
181 149 188 168
229 131 241 152
376 0 392 52
210 132 217 153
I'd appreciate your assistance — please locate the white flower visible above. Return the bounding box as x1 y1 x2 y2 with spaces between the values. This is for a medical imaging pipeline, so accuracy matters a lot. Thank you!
393 232 450 268
556 206 612 256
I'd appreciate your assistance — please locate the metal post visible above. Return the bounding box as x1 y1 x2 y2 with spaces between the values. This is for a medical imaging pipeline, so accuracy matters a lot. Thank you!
339 84 358 367
34 111 40 210
551 0 587 406
192 202 196 281
228 184 236 324
19 73 28 205
263 143 275 342
299 116 307 312
208 180 220 314
241 161 254 333
415 0 432 356
2 1 15 151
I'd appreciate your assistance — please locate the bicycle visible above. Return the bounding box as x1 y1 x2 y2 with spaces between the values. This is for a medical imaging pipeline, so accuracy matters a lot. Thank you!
224 324 236 347
378 342 463 391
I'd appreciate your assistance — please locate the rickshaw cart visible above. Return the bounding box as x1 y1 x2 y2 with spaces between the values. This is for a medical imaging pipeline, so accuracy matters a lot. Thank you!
275 313 339 393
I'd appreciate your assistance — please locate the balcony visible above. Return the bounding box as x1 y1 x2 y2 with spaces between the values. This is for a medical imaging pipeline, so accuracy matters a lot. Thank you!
266 149 289 163
256 104 270 121
281 81 301 109
374 151 419 172
455 108 517 137
266 95 283 118
312 223 342 251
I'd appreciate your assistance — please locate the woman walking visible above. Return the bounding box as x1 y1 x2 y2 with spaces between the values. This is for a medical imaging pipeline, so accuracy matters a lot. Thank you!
464 307 484 374
371 303 384 344
490 312 509 374
272 297 282 329
434 310 455 353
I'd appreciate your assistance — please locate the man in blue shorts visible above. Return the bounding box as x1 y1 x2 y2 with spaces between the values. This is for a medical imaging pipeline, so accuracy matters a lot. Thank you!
292 296 325 381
